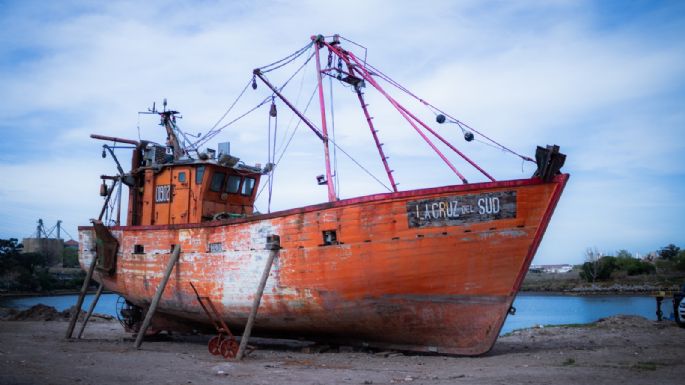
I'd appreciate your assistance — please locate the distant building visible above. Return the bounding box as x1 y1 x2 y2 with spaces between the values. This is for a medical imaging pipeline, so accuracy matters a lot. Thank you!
22 237 64 267
64 239 79 249
529 264 573 274
21 218 69 267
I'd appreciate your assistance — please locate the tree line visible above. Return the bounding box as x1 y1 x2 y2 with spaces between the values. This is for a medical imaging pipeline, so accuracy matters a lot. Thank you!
0 238 83 291
580 244 685 282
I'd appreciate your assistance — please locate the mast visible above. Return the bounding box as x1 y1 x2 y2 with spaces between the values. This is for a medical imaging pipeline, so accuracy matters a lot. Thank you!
322 40 474 184
312 35 337 202
160 111 184 161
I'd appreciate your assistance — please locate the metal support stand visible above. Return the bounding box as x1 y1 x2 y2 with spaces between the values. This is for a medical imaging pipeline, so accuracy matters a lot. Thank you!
77 283 105 339
65 253 98 339
190 282 240 359
134 244 181 349
235 235 280 360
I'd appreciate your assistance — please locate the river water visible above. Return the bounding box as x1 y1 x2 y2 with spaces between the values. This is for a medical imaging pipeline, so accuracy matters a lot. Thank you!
0 292 670 335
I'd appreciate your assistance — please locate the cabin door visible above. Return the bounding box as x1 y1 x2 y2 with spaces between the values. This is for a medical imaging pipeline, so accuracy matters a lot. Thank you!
171 168 190 224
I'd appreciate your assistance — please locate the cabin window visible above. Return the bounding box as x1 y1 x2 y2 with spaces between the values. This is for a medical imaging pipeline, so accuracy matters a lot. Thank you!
322 230 338 246
210 172 225 192
133 244 144 254
241 177 256 196
226 175 241 194
195 166 205 184
178 172 186 183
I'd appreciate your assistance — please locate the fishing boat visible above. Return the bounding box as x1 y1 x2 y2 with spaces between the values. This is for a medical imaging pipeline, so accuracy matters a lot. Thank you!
77 34 568 356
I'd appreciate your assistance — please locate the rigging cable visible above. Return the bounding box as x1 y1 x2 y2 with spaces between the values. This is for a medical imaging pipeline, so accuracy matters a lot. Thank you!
104 180 121 226
60 227 76 241
363 61 534 162
193 78 253 150
254 84 319 202
197 42 313 149
258 41 314 73
255 80 393 203
328 137 392 192
275 44 312 156
197 50 316 149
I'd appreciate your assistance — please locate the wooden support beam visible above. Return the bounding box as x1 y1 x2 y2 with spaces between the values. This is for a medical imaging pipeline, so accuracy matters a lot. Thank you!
65 253 98 339
235 235 280 360
76 283 105 339
134 244 181 349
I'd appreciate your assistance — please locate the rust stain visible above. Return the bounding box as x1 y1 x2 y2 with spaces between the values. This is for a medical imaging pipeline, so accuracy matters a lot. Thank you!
79 174 568 355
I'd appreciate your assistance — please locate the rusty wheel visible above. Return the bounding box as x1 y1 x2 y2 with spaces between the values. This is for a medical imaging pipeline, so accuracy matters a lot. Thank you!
208 335 222 355
220 338 239 359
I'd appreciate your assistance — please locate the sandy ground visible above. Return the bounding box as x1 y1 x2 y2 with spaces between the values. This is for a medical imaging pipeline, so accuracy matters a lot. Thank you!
1 315 684 385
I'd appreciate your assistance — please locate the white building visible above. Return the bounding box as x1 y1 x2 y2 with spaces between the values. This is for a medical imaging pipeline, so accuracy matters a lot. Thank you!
529 264 573 274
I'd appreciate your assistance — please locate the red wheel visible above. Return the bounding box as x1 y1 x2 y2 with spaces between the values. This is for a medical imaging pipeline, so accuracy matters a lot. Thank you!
208 336 222 355
220 338 239 359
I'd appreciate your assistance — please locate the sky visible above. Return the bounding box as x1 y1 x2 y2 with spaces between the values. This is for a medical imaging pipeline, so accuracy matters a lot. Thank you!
0 0 683 264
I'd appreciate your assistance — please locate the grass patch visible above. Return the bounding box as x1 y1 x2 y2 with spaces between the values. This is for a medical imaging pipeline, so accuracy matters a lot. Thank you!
632 362 657 371
500 322 594 337
548 323 595 328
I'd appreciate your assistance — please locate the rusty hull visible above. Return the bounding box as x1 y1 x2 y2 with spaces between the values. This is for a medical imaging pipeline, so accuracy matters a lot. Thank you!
78 174 568 355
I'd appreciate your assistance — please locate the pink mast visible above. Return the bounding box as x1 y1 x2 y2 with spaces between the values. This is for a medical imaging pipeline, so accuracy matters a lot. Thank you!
312 35 337 202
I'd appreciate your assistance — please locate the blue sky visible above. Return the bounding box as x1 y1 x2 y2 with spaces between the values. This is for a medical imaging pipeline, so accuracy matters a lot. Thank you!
0 0 683 264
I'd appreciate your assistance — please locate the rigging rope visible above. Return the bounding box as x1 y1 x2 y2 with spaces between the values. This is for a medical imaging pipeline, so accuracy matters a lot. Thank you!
275 45 311 156
196 50 316 149
254 78 397 201
103 179 121 227
258 42 314 73
363 60 534 162
254 84 319 202
193 78 253 150
60 227 76 241
329 138 392 192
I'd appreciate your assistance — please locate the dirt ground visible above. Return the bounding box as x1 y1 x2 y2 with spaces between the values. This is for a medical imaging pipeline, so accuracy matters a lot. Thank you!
1 313 684 385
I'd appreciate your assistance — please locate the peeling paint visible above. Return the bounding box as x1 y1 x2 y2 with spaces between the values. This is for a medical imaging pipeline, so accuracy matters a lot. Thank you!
77 175 568 355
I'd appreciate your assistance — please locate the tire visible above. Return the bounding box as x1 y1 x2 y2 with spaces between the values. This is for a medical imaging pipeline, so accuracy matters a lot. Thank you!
675 295 685 327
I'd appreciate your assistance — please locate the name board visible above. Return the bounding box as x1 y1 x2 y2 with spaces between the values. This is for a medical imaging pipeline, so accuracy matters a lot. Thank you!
406 191 516 228
155 185 171 203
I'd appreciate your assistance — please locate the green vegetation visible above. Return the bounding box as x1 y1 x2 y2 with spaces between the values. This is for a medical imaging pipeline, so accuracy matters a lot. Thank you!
554 323 595 328
655 244 685 272
63 247 79 268
632 362 658 371
562 358 576 366
615 251 656 276
580 255 617 282
658 244 680 260
1 238 45 291
1 238 85 292
579 245 677 283
523 243 685 292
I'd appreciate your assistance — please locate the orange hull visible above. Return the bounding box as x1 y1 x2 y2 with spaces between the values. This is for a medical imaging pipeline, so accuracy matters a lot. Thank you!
79 174 568 355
